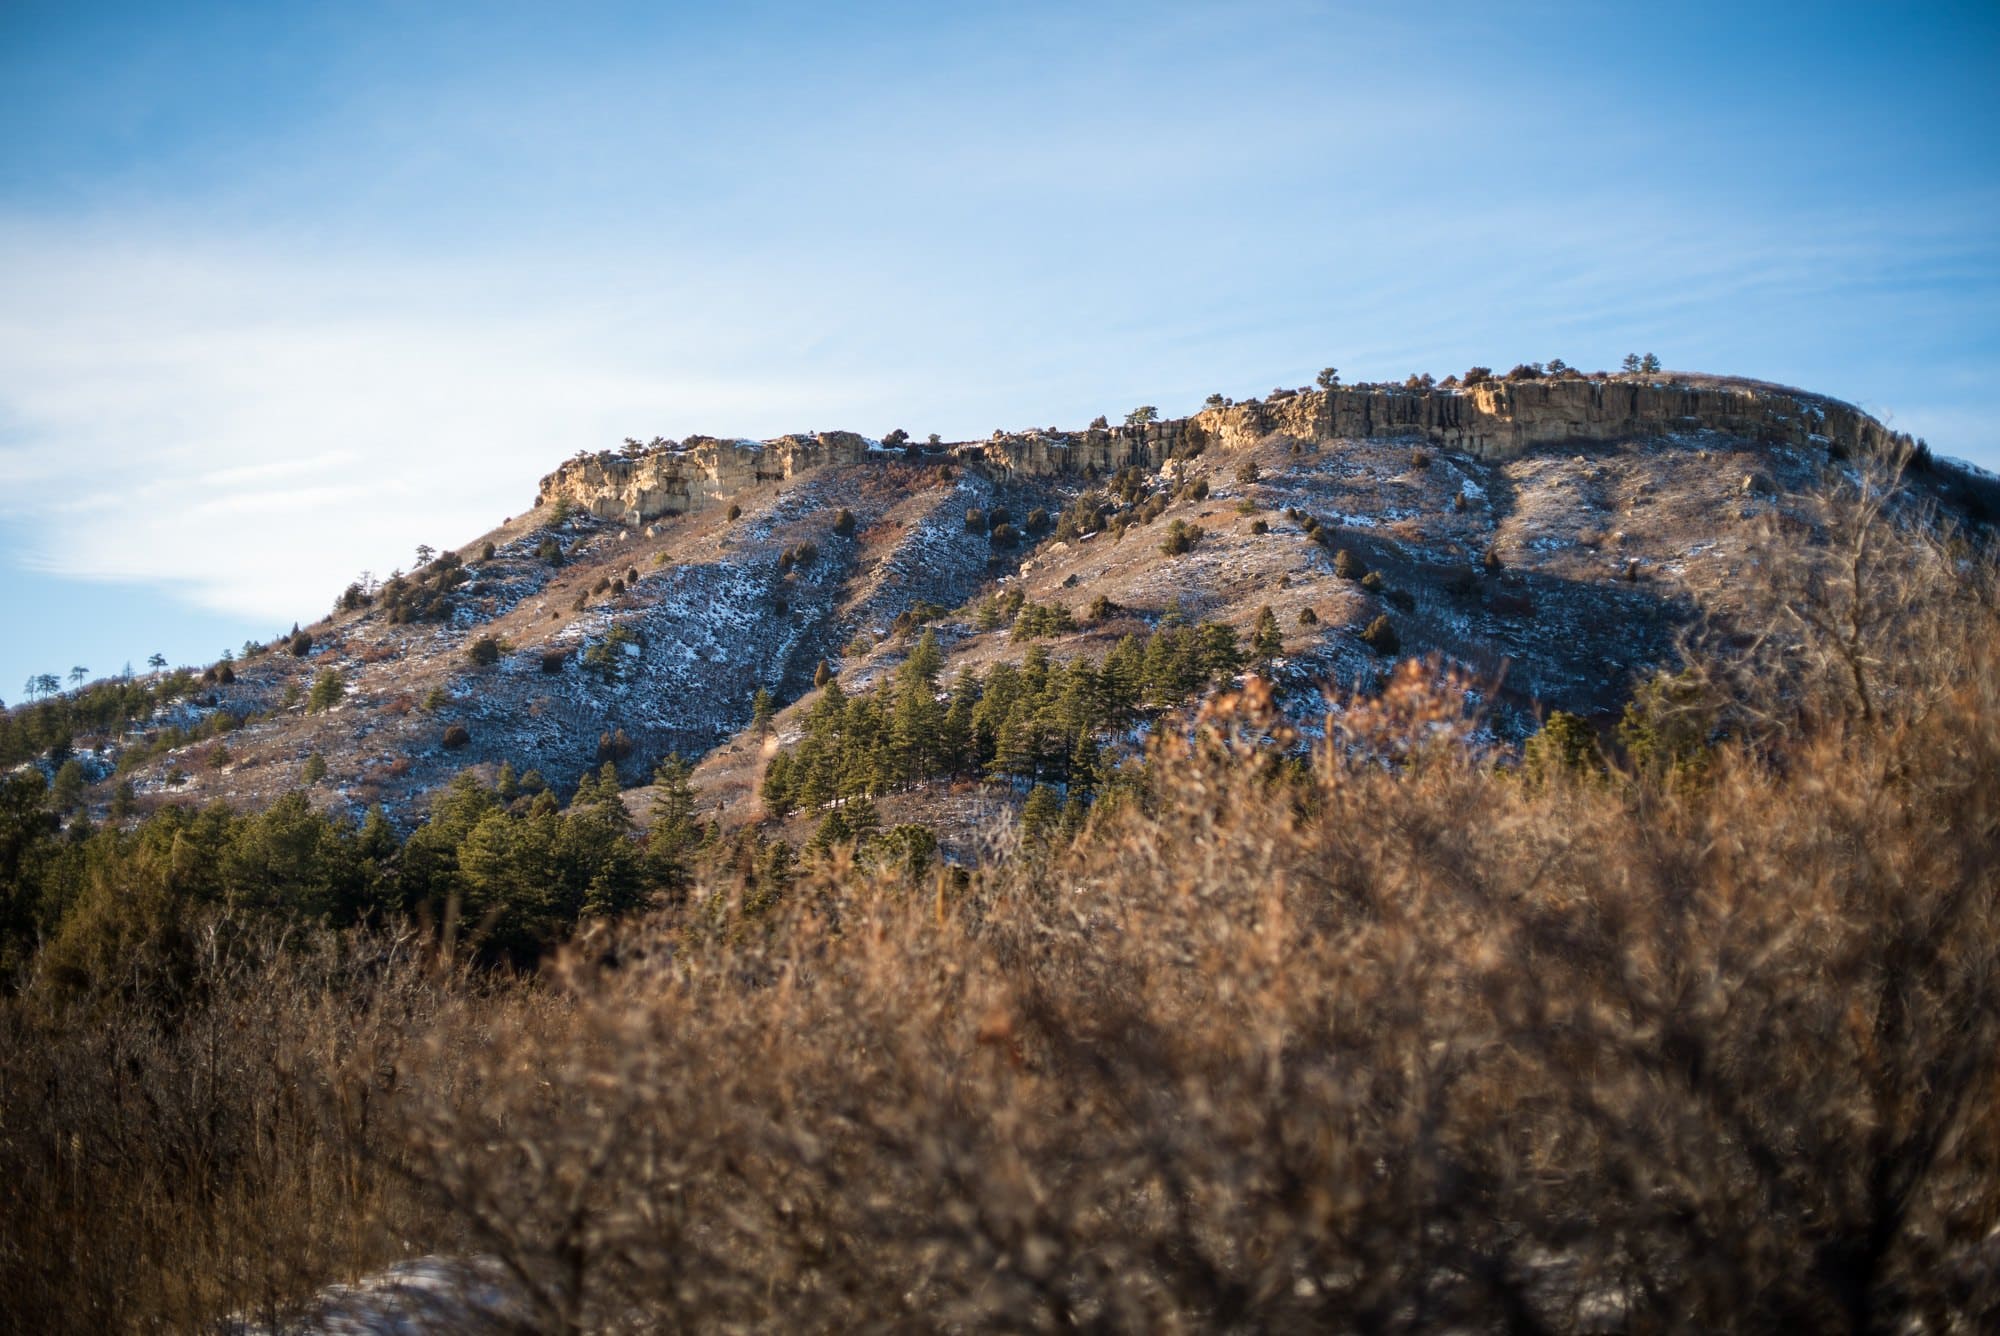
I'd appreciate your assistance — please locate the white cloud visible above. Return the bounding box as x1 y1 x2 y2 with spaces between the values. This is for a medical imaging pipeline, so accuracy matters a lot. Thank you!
0 222 912 623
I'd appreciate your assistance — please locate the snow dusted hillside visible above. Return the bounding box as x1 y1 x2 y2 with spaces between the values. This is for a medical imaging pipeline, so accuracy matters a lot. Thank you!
51 374 1980 852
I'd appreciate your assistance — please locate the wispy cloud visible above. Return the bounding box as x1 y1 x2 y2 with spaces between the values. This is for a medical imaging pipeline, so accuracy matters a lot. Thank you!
0 223 925 620
3 178 1995 633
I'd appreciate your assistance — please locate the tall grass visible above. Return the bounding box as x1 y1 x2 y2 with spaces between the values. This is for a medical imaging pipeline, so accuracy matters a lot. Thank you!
3 471 1997 1331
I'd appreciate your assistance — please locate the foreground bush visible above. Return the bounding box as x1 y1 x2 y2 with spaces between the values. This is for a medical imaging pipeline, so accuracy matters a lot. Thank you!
2 472 1998 1331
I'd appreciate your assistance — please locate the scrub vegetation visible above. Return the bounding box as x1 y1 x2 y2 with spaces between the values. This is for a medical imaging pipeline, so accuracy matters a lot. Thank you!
3 468 1999 1330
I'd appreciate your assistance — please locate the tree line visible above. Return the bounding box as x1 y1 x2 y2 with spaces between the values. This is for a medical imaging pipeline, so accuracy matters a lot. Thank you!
0 669 208 768
759 619 1255 826
0 757 722 993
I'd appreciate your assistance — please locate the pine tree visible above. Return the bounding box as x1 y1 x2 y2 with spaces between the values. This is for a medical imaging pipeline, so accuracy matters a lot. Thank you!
753 838 794 907
795 681 847 809
306 668 345 713
451 809 556 959
649 754 701 892
1523 711 1599 784
1061 792 1091 838
903 628 944 687
50 759 84 813
569 762 632 832
835 695 881 797
1199 622 1243 680
1054 662 1106 740
1020 644 1052 699
1020 784 1063 843
808 808 851 857
750 687 775 736
988 713 1042 785
761 751 796 815
1068 731 1101 798
875 823 938 878
842 795 881 845
651 755 697 841
940 676 978 775
1104 634 1145 718
1252 605 1282 662
1141 630 1183 708
891 655 945 783
972 662 1021 766
357 804 397 865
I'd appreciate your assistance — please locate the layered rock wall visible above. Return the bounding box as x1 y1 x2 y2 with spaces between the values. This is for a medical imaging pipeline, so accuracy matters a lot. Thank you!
978 379 1897 477
955 418 1213 478
538 432 870 525
537 380 1900 522
1216 379 1895 461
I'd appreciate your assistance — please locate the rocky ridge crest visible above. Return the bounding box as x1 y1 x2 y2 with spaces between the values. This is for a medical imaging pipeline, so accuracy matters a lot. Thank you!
538 376 1903 526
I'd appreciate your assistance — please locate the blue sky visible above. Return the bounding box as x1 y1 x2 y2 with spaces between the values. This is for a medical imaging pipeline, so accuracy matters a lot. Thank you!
2 0 1996 700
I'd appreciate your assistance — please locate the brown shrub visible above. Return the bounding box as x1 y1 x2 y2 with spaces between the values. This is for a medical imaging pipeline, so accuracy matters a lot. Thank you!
3 466 1997 1331
0 929 478 1328
1360 612 1400 654
361 755 414 785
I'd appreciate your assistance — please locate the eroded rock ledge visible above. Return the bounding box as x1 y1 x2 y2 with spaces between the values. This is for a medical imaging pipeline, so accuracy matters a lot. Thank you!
538 432 871 525
537 377 1900 524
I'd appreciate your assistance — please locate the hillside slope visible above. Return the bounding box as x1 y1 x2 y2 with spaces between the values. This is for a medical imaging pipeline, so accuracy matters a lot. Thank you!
29 370 1990 849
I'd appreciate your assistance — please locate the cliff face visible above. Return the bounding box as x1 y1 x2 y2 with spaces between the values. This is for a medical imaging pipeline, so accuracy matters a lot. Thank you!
955 418 1212 478
980 379 1895 476
537 378 1901 522
1203 378 1896 462
537 431 871 525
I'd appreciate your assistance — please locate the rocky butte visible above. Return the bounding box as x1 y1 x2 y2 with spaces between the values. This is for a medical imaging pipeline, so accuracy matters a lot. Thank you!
537 374 1908 526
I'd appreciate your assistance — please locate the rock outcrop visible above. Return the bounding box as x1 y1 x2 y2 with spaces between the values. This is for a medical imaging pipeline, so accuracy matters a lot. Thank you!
1206 378 1897 462
537 378 1903 523
955 418 1214 478
537 432 870 524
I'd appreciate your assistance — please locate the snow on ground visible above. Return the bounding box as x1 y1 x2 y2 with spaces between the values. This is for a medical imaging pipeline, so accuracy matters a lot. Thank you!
224 1256 527 1335
67 415 1943 836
